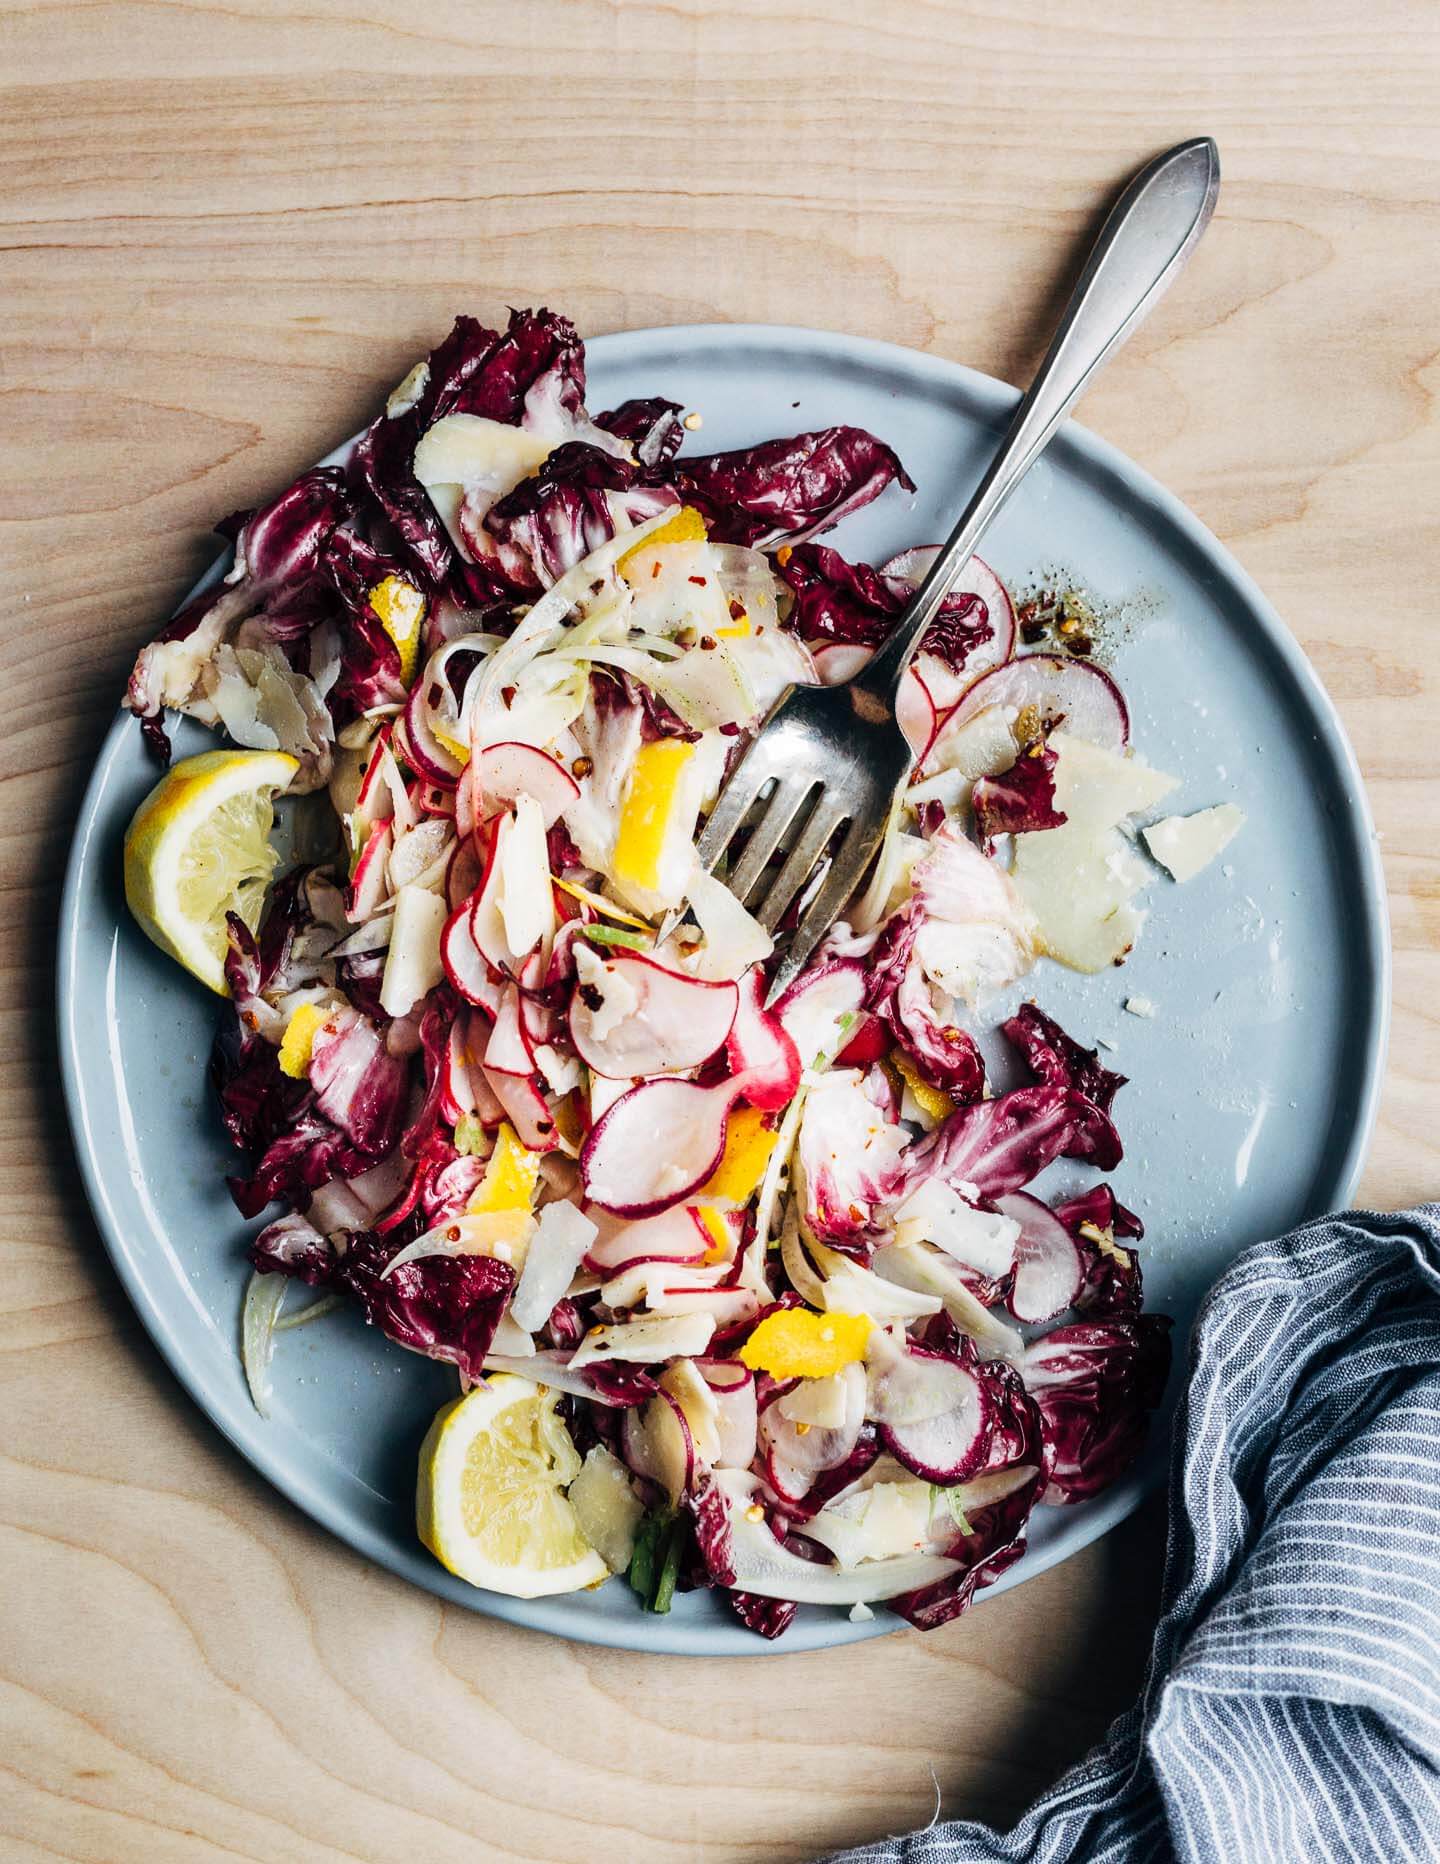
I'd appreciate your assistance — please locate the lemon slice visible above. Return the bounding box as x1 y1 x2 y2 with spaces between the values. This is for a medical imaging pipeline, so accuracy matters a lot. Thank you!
417 1375 608 1597
123 749 298 994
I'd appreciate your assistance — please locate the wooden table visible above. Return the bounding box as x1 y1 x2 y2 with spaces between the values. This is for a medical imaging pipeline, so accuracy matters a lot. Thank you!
4 3 1436 1857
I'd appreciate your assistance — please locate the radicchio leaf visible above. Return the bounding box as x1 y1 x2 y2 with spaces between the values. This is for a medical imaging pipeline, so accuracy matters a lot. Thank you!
775 542 992 673
971 742 1067 846
902 1083 1122 1204
596 397 686 468
669 429 915 550
249 1224 516 1383
1052 1184 1146 1317
890 1328 1045 1631
1001 1003 1127 1114
483 442 678 591
1022 1316 1172 1504
726 1591 798 1640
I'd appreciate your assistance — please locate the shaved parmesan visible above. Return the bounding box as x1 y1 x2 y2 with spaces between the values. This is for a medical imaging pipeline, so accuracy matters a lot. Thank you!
1012 732 1179 972
1144 804 1245 882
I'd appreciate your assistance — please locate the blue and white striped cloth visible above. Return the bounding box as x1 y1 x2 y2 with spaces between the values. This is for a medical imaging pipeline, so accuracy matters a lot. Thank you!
825 1206 1440 1863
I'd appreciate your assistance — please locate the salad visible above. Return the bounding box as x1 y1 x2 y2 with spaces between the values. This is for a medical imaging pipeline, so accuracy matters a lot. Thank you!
120 308 1234 1638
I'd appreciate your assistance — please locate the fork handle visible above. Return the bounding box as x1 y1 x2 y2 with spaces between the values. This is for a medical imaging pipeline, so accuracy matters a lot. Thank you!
855 136 1220 709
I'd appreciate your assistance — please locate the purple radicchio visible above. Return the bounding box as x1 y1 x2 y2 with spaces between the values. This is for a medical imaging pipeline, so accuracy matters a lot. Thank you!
902 1082 1122 1205
775 542 993 674
481 442 678 592
1052 1184 1147 1317
668 429 915 551
125 467 352 762
1021 1316 1172 1504
250 1222 514 1384
596 397 686 469
1001 1002 1127 1114
349 309 599 605
891 1329 1046 1630
971 742 1067 847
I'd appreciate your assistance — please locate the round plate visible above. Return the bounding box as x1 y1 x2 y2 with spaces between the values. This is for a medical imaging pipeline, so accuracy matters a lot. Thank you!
58 325 1389 1654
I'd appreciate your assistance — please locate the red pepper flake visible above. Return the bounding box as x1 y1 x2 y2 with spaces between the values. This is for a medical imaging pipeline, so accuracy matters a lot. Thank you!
688 575 708 587
501 685 516 708
571 755 594 779
446 1225 461 1242
537 1119 554 1135
428 684 443 706
728 598 746 621
699 635 717 651
651 562 662 580
242 1010 259 1030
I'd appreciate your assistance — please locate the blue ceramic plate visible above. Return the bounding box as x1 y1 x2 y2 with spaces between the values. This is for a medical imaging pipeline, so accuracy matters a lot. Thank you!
58 325 1389 1654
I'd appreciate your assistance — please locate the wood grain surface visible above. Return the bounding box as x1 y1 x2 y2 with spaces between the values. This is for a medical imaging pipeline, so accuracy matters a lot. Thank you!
3 2 1437 1858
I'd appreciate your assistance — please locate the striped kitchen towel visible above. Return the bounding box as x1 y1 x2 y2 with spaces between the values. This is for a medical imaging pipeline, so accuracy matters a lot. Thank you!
825 1205 1440 1863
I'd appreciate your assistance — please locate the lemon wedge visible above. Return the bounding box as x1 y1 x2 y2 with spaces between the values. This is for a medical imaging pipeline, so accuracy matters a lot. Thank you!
367 574 427 686
417 1376 608 1596
123 749 297 994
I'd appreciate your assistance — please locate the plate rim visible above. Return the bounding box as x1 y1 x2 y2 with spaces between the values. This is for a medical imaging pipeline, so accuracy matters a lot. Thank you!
57 321 1392 1654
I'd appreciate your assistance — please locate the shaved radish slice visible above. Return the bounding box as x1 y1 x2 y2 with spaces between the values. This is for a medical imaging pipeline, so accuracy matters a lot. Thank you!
996 1190 1085 1323
584 1205 712 1273
400 680 464 786
812 642 871 685
622 1389 695 1505
473 740 580 829
441 899 500 1008
496 794 554 959
759 1361 866 1502
346 819 392 922
481 1068 557 1152
897 663 940 762
378 884 446 1017
724 970 801 1111
871 1344 992 1483
441 1012 505 1125
697 1361 759 1468
949 654 1129 750
881 548 1017 675
773 956 868 1068
484 984 535 1076
581 1076 738 1217
569 952 739 1079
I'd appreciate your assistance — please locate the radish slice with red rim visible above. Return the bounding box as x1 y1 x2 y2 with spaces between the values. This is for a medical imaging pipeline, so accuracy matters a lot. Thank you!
581 1076 738 1217
723 970 800 1110
400 682 464 786
881 548 1017 675
473 740 581 829
441 900 500 1009
697 1361 759 1469
871 1344 993 1483
584 1204 712 1273
812 642 871 686
948 653 1129 750
346 820 393 922
773 955 868 1069
484 983 534 1076
481 1065 557 1151
569 952 739 1079
996 1190 1085 1323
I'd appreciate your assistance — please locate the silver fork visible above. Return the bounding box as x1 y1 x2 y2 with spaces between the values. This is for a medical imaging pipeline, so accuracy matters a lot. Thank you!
675 137 1219 1005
